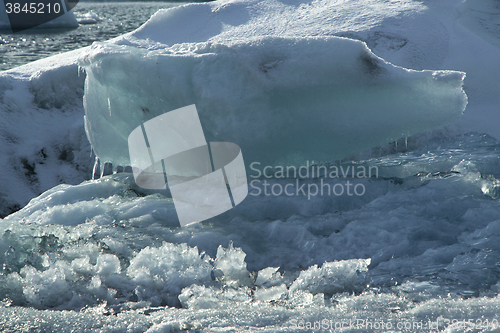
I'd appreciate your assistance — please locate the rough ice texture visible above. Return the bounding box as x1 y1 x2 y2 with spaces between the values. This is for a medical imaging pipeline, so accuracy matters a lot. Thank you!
2 134 500 330
80 37 466 168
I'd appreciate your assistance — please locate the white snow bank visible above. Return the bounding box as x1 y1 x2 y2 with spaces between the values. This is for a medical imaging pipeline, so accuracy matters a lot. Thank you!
0 48 93 217
80 37 466 168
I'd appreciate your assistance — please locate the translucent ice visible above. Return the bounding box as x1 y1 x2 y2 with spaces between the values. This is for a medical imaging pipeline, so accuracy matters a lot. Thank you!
80 37 467 168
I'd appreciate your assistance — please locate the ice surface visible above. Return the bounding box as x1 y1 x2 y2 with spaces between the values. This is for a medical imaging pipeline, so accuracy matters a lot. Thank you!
2 133 500 330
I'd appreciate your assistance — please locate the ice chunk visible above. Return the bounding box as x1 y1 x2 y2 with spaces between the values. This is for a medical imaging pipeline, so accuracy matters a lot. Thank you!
80 36 466 168
75 11 101 25
213 242 253 288
290 259 370 296
127 242 212 307
1 134 500 326
253 284 287 302
8 0 500 215
145 321 202 333
255 267 281 287
178 284 253 310
96 253 121 276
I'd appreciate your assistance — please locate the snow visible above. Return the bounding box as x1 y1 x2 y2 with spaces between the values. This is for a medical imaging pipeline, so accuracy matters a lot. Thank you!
1 0 500 331
0 48 93 217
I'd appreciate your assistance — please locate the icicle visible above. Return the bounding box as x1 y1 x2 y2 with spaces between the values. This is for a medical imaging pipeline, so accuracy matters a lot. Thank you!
101 162 113 177
100 162 105 179
405 137 408 151
92 157 100 180
107 87 112 117
395 140 398 153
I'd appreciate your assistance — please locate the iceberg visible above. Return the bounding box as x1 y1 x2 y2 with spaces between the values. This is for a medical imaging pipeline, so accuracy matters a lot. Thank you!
80 28 467 169
75 10 101 25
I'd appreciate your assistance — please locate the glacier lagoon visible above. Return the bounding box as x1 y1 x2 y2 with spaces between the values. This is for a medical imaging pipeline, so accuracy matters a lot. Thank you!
1 0 500 331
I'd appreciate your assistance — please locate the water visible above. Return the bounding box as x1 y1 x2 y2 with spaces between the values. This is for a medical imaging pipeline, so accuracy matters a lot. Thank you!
0 2 183 71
